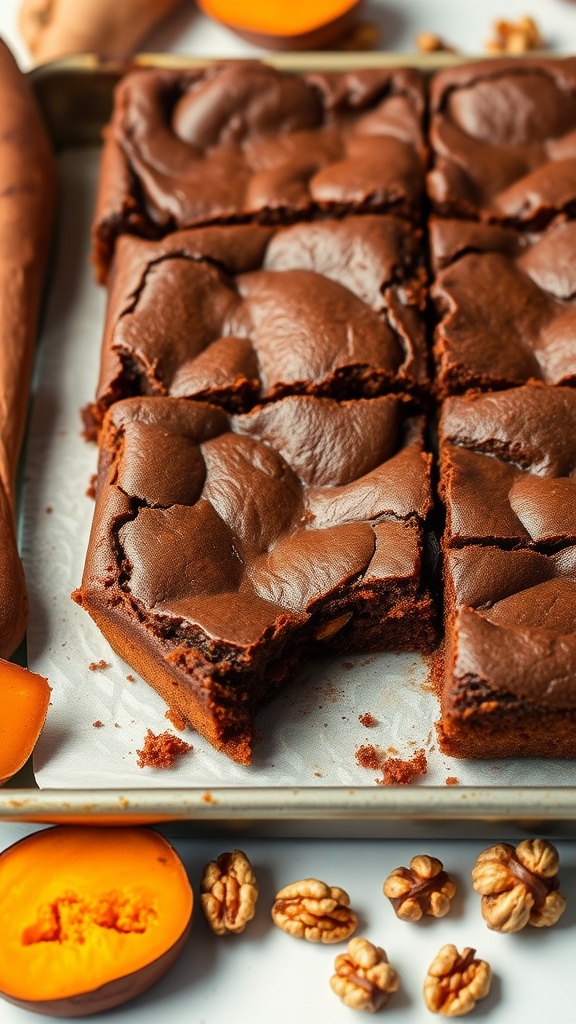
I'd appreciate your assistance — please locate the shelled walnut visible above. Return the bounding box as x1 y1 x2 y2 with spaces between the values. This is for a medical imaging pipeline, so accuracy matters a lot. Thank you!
423 945 491 1017
330 937 399 1012
471 839 566 933
383 855 456 921
200 849 258 935
485 16 543 54
271 878 357 943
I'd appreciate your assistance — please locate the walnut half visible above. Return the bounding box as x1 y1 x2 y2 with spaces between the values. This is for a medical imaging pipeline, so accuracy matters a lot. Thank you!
330 937 399 1013
271 878 357 943
424 945 491 1017
383 855 456 921
200 849 258 935
471 839 566 933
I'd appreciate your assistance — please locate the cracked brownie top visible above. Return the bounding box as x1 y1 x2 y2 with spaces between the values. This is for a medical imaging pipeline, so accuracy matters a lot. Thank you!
93 61 426 278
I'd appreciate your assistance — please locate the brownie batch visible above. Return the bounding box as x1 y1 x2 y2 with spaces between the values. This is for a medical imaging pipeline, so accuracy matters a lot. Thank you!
75 58 576 764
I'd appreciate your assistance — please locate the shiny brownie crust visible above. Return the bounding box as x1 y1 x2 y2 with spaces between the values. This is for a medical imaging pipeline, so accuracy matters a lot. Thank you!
74 395 436 763
430 218 576 396
93 61 426 279
440 545 576 758
428 57 576 226
86 216 429 436
439 386 576 550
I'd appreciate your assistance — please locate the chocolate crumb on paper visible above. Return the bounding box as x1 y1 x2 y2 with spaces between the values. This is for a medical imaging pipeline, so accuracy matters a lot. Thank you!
446 776 459 786
136 729 193 768
376 749 428 786
92 720 104 728
88 659 109 671
358 712 377 727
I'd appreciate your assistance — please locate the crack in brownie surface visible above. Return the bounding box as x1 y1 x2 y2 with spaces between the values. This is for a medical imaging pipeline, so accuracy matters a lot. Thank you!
75 394 435 763
93 61 426 278
87 217 428 436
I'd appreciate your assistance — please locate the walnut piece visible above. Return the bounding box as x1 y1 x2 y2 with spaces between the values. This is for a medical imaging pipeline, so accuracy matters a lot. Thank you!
330 937 399 1012
271 878 357 943
383 855 456 921
200 849 258 935
416 32 456 53
423 945 491 1017
485 16 542 54
471 839 566 933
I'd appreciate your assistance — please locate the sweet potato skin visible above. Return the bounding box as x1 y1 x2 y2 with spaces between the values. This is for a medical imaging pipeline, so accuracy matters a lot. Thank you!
0 39 55 657
19 0 185 63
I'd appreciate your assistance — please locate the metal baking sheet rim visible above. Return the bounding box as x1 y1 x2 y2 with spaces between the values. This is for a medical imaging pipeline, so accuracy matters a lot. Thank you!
7 52 575 832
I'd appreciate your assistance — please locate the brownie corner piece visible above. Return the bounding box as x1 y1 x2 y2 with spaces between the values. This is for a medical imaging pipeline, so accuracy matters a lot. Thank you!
92 60 427 278
428 56 576 225
76 393 435 763
439 545 576 758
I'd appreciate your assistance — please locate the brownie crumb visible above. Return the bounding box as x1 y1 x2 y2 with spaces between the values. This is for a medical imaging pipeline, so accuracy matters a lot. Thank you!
445 776 459 786
358 712 377 728
136 729 193 768
45 506 53 514
165 707 187 731
376 749 428 786
355 744 384 771
88 659 109 671
86 473 98 500
92 720 104 728
126 674 135 682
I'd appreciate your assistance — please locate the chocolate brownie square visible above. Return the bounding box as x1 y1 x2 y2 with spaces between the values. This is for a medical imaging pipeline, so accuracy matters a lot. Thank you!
440 545 576 758
85 216 429 437
430 217 576 396
439 386 576 549
93 61 427 279
74 394 436 763
428 57 576 225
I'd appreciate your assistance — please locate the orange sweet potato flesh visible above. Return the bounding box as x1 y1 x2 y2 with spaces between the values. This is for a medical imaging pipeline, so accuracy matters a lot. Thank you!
0 658 50 784
0 826 193 1017
198 0 363 48
0 40 55 659
19 0 186 64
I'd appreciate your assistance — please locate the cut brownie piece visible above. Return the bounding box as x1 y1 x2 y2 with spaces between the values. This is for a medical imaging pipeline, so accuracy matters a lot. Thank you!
86 216 429 436
439 386 576 549
93 60 426 279
428 57 576 225
74 394 436 764
430 217 576 396
440 545 576 758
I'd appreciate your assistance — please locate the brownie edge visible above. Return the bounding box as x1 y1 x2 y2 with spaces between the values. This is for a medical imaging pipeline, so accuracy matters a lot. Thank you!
74 394 436 763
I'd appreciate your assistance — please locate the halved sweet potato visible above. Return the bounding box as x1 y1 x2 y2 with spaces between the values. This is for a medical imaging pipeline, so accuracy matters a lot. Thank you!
0 826 193 1017
0 658 50 784
198 0 363 49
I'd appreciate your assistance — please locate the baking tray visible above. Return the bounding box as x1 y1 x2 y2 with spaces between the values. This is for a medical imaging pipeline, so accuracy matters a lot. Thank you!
2 52 575 836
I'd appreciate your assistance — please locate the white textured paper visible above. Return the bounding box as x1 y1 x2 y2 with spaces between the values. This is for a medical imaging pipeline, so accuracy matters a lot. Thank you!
20 149 576 789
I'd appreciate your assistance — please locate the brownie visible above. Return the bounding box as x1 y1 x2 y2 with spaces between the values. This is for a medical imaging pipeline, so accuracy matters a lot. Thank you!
430 217 576 396
439 386 576 550
85 216 429 436
74 394 436 764
93 61 427 279
440 545 576 758
428 57 576 225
